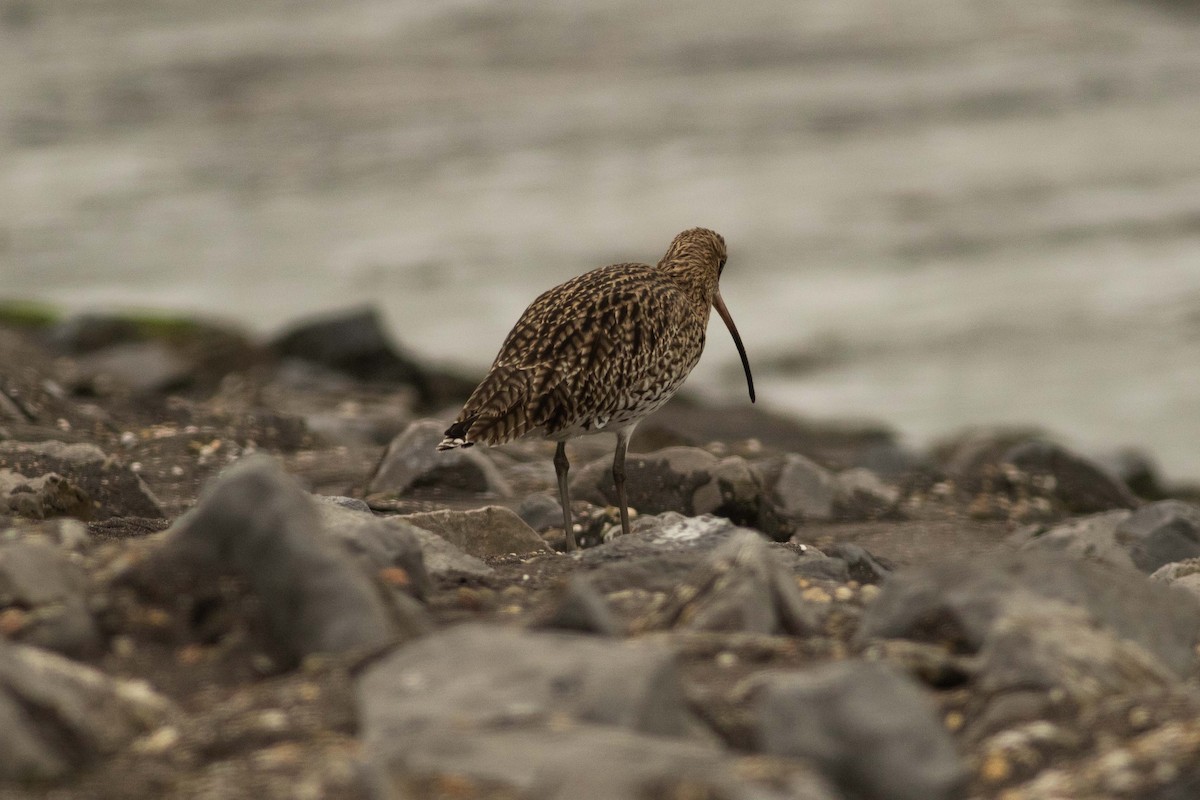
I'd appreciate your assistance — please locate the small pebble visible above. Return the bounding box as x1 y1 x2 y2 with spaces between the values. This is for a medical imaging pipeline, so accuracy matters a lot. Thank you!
716 651 738 668
801 586 832 603
860 584 881 603
133 725 180 755
833 585 854 602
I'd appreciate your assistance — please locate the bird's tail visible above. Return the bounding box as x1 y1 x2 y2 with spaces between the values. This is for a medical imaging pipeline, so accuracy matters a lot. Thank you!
437 364 537 450
437 418 476 451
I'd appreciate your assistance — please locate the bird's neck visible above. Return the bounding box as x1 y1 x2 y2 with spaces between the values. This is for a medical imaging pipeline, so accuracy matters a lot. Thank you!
658 257 718 310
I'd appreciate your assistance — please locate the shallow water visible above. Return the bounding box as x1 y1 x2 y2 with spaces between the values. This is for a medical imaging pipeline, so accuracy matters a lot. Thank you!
3 0 1200 479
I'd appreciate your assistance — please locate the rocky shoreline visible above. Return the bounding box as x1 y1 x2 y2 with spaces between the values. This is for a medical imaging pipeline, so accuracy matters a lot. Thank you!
2 305 1200 800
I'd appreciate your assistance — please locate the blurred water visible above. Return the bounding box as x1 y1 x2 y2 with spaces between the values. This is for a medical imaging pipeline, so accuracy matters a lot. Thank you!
3 0 1200 478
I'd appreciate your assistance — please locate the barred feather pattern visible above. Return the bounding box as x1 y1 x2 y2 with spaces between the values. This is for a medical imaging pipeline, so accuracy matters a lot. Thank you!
439 228 726 450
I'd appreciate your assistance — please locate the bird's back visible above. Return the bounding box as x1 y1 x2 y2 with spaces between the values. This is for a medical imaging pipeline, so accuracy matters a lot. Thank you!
441 262 706 448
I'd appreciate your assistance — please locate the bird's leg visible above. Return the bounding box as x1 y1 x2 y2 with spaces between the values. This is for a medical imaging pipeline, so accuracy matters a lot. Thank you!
554 441 576 551
613 429 632 538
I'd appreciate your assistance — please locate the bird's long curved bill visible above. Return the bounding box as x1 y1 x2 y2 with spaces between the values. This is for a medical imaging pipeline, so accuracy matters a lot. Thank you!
714 291 755 403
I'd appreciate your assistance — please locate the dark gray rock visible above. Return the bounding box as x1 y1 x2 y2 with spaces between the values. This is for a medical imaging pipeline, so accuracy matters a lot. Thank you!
788 546 853 582
516 492 566 532
126 456 395 667
939 431 1138 517
401 505 547 558
571 446 718 516
0 639 175 781
357 624 701 740
270 307 431 396
314 501 432 600
356 624 833 800
640 530 825 636
0 541 101 658
822 542 893 583
1116 500 1200 573
1012 501 1200 575
773 453 838 521
1003 440 1138 513
1010 510 1135 570
404 527 493 578
534 575 623 636
976 600 1177 705
367 419 512 496
365 723 822 800
755 660 966 800
0 440 162 520
857 551 1200 677
834 467 900 519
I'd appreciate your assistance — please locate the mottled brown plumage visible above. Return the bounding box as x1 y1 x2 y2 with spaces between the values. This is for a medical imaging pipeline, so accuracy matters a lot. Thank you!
438 228 754 550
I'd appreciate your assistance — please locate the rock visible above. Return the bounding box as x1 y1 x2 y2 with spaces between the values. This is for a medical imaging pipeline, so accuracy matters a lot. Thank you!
366 722 816 800
270 307 431 397
787 545 853 582
834 467 900 519
773 453 838 521
70 340 193 395
124 456 396 667
0 440 163 520
976 600 1177 711
0 639 175 781
572 446 718 516
357 624 701 740
822 542 893 583
0 540 101 658
1012 501 1200 574
1003 440 1139 513
367 419 512 496
355 624 800 799
313 501 432 601
1150 558 1200 602
0 470 92 520
401 505 547 558
695 456 792 540
1099 446 1168 500
571 448 789 539
1116 500 1200 573
516 492 567 533
639 530 825 636
755 660 967 800
1010 510 1136 570
857 551 1200 677
405 527 493 578
534 575 623 636
939 431 1138 517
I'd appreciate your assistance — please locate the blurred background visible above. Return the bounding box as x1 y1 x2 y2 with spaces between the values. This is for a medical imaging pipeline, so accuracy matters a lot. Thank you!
2 0 1200 479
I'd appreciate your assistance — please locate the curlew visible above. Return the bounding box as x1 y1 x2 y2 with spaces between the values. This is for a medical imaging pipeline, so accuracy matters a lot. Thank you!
437 228 754 550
